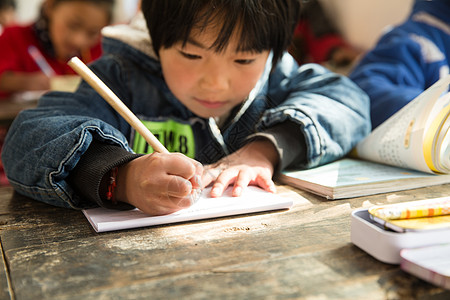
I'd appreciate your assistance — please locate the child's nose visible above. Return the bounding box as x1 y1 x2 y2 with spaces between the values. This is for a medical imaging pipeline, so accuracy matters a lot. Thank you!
71 31 96 50
199 63 229 92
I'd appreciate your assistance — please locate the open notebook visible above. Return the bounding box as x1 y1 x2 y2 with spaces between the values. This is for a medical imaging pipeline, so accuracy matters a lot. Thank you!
82 186 293 232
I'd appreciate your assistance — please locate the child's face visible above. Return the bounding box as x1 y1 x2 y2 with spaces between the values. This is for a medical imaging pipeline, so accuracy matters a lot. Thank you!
159 25 270 119
46 1 109 61
0 7 15 27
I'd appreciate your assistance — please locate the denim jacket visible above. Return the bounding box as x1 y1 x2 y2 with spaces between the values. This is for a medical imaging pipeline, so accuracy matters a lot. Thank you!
2 13 370 209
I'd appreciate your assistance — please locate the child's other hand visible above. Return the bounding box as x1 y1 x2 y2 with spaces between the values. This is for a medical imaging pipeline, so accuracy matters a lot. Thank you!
0 72 50 93
116 152 203 216
202 140 279 197
25 72 51 91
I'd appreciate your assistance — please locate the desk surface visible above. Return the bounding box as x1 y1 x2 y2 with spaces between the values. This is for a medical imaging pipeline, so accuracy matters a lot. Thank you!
1 184 449 300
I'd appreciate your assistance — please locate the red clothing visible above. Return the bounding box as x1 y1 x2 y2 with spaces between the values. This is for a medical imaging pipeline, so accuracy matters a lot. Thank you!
289 0 353 65
0 24 102 99
293 21 349 64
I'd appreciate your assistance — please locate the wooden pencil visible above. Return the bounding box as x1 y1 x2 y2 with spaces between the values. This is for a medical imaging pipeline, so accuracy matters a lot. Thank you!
68 56 168 154
68 56 202 203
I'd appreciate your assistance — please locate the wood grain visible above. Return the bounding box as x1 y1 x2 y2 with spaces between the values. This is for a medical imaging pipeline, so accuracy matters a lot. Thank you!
1 185 449 299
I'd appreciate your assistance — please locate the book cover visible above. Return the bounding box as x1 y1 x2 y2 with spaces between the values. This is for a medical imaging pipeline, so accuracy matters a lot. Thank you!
278 158 450 199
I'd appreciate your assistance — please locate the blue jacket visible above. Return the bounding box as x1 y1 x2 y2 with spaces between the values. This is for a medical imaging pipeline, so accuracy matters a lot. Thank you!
350 0 450 128
2 13 370 209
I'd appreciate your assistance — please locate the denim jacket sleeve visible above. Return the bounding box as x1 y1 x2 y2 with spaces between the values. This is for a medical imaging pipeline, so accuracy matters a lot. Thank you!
2 62 134 209
259 54 371 169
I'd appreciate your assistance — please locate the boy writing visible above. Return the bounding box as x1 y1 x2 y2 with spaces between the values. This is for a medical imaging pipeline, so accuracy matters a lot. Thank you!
2 0 370 216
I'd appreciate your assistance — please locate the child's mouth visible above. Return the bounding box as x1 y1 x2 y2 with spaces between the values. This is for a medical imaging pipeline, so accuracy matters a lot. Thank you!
195 98 227 109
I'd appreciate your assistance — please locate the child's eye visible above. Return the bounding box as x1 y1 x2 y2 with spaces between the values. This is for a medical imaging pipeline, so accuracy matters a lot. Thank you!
235 59 255 65
179 51 201 60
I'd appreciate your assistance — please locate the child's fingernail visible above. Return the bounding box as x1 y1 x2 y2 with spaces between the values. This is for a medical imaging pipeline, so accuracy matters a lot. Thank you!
193 175 201 187
190 188 202 204
196 174 202 182
233 186 242 196
211 187 220 197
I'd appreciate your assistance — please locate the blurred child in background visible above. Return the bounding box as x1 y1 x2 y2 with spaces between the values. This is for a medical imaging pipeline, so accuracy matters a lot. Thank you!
0 0 115 186
0 0 115 99
350 0 449 128
0 0 15 34
0 0 15 185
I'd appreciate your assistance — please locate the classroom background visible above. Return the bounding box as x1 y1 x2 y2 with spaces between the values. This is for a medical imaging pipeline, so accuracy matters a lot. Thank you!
13 0 140 27
12 0 413 52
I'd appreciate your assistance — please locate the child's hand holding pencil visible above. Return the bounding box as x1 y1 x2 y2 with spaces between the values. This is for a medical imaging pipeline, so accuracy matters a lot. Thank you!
114 152 203 215
68 57 203 216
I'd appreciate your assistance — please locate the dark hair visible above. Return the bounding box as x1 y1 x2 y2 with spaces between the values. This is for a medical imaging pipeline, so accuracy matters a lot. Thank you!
45 0 115 23
0 0 15 10
141 0 301 66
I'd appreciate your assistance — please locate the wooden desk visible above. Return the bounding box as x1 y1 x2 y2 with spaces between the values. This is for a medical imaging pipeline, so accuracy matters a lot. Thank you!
0 184 449 299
